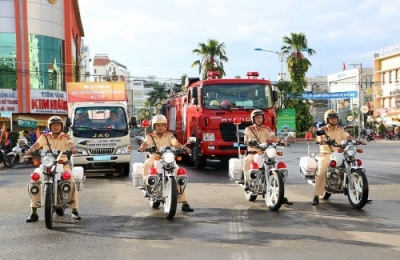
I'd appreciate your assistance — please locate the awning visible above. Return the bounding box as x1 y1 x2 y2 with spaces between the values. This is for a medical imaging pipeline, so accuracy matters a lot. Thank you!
17 114 65 128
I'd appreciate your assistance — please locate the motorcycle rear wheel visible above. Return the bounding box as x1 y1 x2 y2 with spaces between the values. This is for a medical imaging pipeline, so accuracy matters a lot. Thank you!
44 183 54 229
322 191 331 200
4 155 16 168
164 176 178 219
265 170 284 211
347 169 369 209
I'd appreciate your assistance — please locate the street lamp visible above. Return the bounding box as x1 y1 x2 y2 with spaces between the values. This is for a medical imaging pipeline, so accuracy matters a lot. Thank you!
254 48 287 82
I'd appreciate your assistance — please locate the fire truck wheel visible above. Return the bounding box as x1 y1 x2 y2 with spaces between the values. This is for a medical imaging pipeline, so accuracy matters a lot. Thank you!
192 145 206 169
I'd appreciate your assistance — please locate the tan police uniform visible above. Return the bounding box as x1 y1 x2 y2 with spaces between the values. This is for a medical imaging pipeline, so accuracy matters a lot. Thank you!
243 125 279 181
142 131 188 202
30 132 79 209
314 125 350 196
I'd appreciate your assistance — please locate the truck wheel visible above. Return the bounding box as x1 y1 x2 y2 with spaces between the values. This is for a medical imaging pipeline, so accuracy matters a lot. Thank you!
119 163 130 177
192 145 206 169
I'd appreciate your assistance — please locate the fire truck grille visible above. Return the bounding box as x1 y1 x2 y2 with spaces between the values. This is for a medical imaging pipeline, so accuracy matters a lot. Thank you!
219 122 252 142
89 148 115 155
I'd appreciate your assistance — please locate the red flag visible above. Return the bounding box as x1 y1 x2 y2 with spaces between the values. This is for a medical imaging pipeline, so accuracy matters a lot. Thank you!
343 62 346 71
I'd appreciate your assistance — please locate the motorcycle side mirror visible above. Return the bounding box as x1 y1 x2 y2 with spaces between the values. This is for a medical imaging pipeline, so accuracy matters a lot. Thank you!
316 129 326 136
237 131 245 137
188 137 196 144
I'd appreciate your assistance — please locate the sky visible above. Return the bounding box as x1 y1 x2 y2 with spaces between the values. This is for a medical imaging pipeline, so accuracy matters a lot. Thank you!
78 0 400 82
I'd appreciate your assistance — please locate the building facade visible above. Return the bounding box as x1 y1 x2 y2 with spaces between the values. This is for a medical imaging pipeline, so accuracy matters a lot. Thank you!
373 42 400 126
0 0 84 129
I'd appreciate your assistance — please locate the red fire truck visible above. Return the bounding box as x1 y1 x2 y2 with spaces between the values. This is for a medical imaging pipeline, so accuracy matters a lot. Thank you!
161 71 278 169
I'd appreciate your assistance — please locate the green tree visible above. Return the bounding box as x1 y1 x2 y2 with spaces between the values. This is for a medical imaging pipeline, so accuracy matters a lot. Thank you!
147 82 170 108
191 39 228 79
280 32 316 131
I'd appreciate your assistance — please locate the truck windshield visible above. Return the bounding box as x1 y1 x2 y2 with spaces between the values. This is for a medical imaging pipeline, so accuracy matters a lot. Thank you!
202 83 273 110
72 106 128 137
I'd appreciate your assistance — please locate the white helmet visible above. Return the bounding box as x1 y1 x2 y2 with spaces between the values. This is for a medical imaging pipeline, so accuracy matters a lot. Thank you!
48 116 63 133
151 114 167 129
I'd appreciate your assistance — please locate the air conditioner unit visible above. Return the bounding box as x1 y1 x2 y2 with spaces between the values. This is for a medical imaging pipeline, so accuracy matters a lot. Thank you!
111 75 119 81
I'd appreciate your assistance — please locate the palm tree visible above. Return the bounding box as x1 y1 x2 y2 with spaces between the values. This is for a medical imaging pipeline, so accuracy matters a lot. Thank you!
280 32 316 132
281 32 316 93
191 39 228 79
147 82 170 108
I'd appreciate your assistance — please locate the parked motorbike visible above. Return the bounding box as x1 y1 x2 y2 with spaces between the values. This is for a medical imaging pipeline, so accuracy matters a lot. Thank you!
132 143 192 219
0 145 5 164
365 131 376 142
27 150 85 229
385 130 394 140
4 138 39 168
228 119 293 211
133 134 144 145
299 129 369 209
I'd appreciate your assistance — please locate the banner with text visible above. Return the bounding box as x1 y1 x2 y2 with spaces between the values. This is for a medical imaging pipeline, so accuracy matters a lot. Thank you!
67 82 126 102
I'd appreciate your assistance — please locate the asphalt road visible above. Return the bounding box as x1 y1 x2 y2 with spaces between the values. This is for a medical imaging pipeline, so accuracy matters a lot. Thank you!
0 139 399 259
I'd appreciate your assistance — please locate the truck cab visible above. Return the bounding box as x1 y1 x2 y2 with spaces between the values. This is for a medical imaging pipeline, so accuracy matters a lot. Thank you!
65 103 131 176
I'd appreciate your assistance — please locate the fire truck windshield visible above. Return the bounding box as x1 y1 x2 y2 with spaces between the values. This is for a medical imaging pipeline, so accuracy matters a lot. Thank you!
202 84 273 110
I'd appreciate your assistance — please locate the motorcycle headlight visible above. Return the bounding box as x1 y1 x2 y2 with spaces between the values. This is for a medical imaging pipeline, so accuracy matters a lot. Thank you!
202 133 215 141
116 145 132 154
265 147 277 158
162 151 175 164
346 145 357 156
41 155 55 168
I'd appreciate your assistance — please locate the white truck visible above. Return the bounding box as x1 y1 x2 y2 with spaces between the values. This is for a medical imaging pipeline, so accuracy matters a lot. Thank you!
65 82 132 176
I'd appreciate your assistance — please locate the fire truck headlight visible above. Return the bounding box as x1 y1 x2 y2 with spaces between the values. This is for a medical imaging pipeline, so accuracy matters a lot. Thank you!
203 133 215 141
116 145 132 154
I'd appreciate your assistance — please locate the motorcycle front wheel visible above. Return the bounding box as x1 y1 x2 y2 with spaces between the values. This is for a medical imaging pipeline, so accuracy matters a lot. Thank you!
4 154 16 168
347 169 369 209
163 176 178 219
44 183 54 229
265 170 284 211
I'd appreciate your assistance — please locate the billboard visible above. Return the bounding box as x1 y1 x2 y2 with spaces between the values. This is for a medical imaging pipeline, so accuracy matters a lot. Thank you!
67 82 126 102
276 108 296 139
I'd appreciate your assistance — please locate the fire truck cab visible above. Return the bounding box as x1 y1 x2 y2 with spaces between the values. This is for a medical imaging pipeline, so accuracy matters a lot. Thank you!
162 71 279 169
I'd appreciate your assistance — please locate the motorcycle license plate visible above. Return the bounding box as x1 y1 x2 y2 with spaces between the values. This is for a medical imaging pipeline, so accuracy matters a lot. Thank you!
93 155 111 161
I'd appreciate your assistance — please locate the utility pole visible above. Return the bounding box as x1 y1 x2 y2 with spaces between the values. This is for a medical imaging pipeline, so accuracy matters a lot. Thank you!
350 63 363 138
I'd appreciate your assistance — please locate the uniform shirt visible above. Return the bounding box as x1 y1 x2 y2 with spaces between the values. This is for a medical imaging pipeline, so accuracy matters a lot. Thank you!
317 125 350 153
143 131 179 152
244 125 278 152
36 132 74 161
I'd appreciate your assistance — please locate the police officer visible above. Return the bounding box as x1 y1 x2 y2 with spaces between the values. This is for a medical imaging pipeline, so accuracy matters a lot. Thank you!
139 114 194 212
243 109 293 205
312 110 362 205
25 116 81 222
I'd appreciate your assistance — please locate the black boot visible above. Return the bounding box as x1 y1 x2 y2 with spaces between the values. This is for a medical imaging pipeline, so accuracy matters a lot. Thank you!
182 203 194 212
283 197 293 205
26 213 39 223
311 196 319 206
